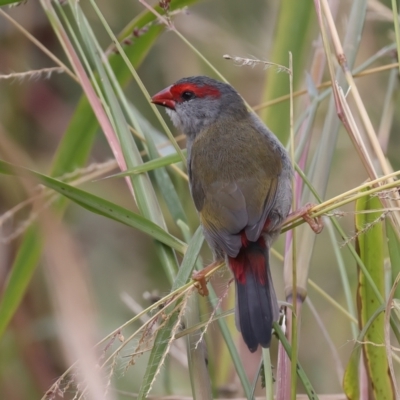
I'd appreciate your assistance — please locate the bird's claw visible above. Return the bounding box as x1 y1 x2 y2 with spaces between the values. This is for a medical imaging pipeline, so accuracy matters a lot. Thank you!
192 270 209 296
301 203 323 234
286 203 323 234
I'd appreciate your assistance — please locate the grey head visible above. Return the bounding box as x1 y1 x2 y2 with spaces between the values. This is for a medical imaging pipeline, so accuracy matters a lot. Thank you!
151 76 248 137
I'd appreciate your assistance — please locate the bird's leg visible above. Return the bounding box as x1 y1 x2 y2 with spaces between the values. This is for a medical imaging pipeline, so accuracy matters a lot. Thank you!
285 203 323 234
192 260 222 296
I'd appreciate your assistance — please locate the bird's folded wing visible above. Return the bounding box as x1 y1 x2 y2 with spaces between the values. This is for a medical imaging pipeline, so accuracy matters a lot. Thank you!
198 182 246 257
244 177 279 241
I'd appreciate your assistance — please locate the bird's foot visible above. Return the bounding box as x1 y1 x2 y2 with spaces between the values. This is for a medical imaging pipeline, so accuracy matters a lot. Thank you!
286 203 323 234
192 261 222 296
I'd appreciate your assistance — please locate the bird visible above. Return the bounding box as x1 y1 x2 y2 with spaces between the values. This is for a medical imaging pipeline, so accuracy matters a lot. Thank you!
151 76 293 352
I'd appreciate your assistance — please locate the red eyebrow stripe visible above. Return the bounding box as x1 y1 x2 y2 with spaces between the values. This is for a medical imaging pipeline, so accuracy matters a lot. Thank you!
170 83 221 100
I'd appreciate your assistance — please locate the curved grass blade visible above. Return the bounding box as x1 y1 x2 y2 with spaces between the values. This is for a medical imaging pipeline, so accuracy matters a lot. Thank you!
207 284 252 399
105 151 184 179
0 160 187 254
343 344 361 400
172 226 203 290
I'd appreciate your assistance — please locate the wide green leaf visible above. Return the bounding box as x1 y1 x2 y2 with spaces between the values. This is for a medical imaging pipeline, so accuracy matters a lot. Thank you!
355 193 393 399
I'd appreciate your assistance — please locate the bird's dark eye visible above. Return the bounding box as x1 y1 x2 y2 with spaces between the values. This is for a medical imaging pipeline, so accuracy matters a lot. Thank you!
181 91 196 101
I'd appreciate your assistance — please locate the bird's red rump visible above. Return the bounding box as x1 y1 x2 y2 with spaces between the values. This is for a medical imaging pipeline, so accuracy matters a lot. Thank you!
229 236 267 285
170 83 221 100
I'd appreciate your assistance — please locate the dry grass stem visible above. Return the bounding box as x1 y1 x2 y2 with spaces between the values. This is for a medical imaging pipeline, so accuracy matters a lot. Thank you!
138 0 173 28
320 0 400 232
45 286 193 400
121 292 187 366
335 84 378 179
146 289 192 396
223 54 291 74
0 160 117 243
252 62 400 111
41 280 196 399
0 131 189 242
307 279 358 324
283 171 400 232
340 211 389 248
194 278 232 350
0 9 77 81
0 67 65 81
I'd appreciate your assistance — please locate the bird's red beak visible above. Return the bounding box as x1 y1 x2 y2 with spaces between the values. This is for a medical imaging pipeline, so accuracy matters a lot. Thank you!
151 86 176 110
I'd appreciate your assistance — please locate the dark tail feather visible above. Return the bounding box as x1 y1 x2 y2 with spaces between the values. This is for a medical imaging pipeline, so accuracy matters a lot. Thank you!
232 245 279 352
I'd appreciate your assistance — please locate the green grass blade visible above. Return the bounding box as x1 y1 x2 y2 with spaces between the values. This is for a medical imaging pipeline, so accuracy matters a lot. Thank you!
185 293 213 400
343 344 361 400
137 227 204 399
343 304 386 400
387 222 400 298
182 227 211 399
106 151 184 179
273 322 319 400
68 2 181 283
131 110 187 223
178 223 212 399
0 0 22 5
0 160 186 254
179 224 252 398
171 226 203 290
51 8 162 177
0 227 42 337
259 2 313 142
355 193 394 399
207 285 252 399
